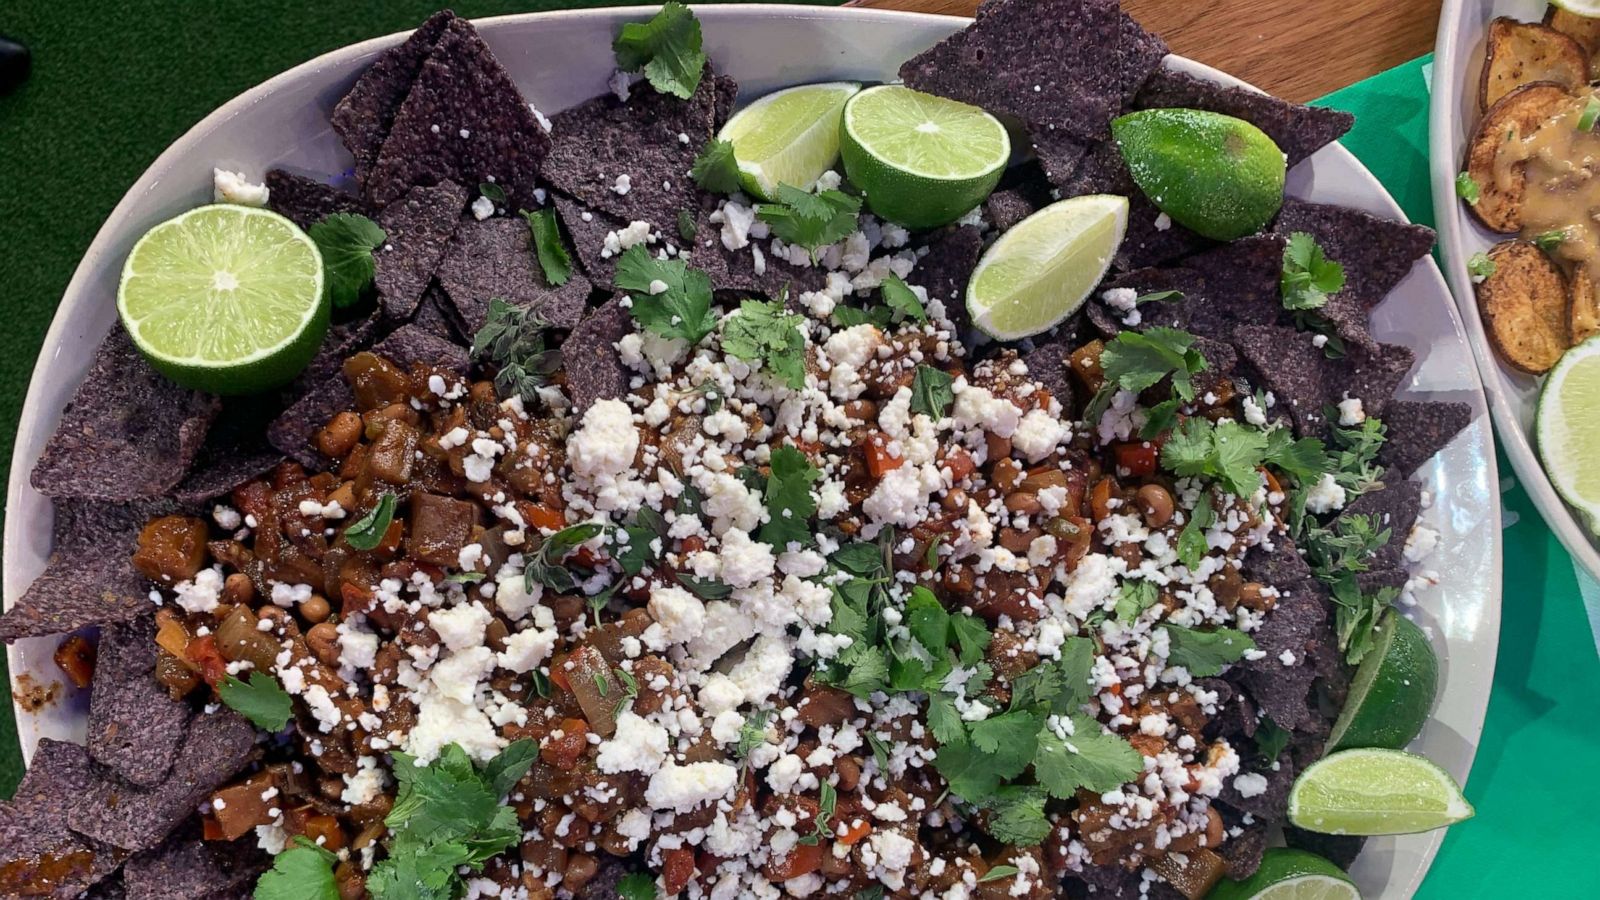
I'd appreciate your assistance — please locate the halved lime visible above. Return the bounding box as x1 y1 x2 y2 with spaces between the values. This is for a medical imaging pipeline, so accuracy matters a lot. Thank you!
1552 1 1600 17
118 204 328 395
1111 108 1285 240
966 195 1129 340
1208 849 1359 900
718 81 860 201
840 84 1010 229
1327 612 1438 752
1536 335 1600 534
1288 749 1474 836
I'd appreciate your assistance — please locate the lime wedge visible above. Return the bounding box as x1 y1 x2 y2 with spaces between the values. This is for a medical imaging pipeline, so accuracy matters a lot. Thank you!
118 204 328 395
1552 1 1600 16
1288 748 1474 836
1208 849 1360 900
1537 335 1600 533
1112 107 1286 240
840 84 1010 229
1327 612 1438 752
966 195 1129 340
718 81 860 201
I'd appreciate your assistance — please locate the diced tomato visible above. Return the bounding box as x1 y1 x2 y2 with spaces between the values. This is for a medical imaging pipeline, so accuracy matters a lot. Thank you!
570 546 604 568
940 446 977 482
834 818 872 845
662 846 697 895
1113 442 1159 477
340 582 375 617
862 432 904 478
522 502 567 533
548 656 571 693
185 635 227 687
764 842 823 880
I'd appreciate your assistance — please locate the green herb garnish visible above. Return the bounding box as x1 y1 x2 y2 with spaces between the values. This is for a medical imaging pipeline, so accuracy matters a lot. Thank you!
217 671 292 732
522 208 572 287
721 298 808 388
344 492 397 551
1454 172 1480 205
910 365 955 419
615 245 717 344
612 1 705 99
478 182 506 205
1160 624 1256 677
1467 251 1496 280
690 138 742 194
308 213 385 309
1086 327 1209 421
523 522 608 594
254 840 339 900
1280 231 1347 311
617 873 657 900
471 298 560 402
758 445 821 548
757 184 861 260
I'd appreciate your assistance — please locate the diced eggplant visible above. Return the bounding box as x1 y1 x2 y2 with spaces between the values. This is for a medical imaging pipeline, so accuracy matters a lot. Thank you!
130 515 210 584
406 492 478 566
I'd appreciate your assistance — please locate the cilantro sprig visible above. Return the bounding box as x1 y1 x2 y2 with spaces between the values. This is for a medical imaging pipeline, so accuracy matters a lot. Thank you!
217 671 293 732
910 365 954 419
1280 231 1347 311
612 2 705 99
1085 327 1209 423
255 840 339 900
1160 624 1256 677
615 245 717 344
309 213 385 309
758 445 821 549
833 274 928 328
757 184 861 260
721 299 808 388
691 139 742 194
523 522 608 594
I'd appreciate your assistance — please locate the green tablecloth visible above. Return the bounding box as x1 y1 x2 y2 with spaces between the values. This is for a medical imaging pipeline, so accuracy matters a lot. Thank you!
1 5 1597 895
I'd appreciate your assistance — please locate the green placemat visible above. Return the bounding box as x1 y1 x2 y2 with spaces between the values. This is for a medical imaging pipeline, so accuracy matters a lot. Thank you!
2 6 1598 896
1318 57 1600 896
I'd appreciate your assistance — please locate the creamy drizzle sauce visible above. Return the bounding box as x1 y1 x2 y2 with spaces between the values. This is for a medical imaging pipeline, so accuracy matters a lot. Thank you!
1495 91 1600 275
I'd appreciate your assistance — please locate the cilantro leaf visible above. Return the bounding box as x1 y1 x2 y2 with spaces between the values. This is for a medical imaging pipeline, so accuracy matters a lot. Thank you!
522 208 571 287
617 873 657 900
1161 624 1256 677
1254 717 1291 761
1114 580 1160 623
758 445 821 548
950 613 991 667
1176 492 1215 570
691 138 743 194
1330 580 1402 664
828 642 890 698
968 710 1043 778
1009 637 1093 716
926 693 966 744
904 586 951 656
934 736 1004 801
911 365 955 419
344 492 398 551
612 1 705 99
721 298 808 388
1281 231 1347 311
984 785 1052 846
735 709 773 762
308 213 385 309
254 842 339 900
980 865 1021 883
217 671 293 732
1302 513 1391 583
1086 327 1209 421
1033 716 1143 799
1263 427 1330 483
880 274 927 323
615 245 716 344
757 184 861 259
831 304 894 328
832 542 887 578
1159 418 1268 498
481 740 540 798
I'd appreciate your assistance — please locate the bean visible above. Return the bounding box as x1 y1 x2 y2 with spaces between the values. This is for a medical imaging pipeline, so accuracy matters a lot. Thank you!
306 622 341 667
1238 582 1273 612
1113 542 1143 569
842 399 878 421
222 572 255 605
835 755 862 791
985 432 1013 463
1137 484 1175 528
941 488 969 513
301 594 332 624
1209 567 1242 611
992 459 1024 492
1004 491 1042 515
315 412 363 459
561 854 598 892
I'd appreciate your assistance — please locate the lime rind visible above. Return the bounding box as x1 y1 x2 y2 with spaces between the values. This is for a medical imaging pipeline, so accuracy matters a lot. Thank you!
966 195 1129 340
843 85 1011 181
117 204 327 394
1208 849 1357 900
718 81 860 200
1536 335 1600 534
1326 611 1437 752
1288 748 1474 836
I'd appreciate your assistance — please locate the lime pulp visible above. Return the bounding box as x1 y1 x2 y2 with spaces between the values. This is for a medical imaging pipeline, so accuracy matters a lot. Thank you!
1287 748 1474 836
717 81 861 201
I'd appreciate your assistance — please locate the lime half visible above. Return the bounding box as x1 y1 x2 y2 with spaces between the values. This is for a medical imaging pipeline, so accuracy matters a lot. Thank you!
718 81 860 201
118 204 328 395
1537 335 1600 533
966 195 1129 340
1327 612 1438 752
1208 849 1359 900
840 84 1010 229
1288 749 1474 836
1112 108 1286 240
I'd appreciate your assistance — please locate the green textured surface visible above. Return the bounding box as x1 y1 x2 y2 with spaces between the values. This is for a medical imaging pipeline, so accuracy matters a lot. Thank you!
2 8 1598 898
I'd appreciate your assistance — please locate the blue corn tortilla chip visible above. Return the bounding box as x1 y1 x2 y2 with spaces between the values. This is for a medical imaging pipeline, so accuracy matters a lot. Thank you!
1216 810 1270 881
1218 750 1296 820
543 70 731 225
123 820 267 900
268 326 469 468
374 180 469 320
1273 199 1436 312
331 10 457 183
1181 234 1288 337
1237 582 1329 731
292 312 384 396
1341 480 1423 571
551 193 642 289
263 169 368 231
1068 860 1145 899
1378 399 1473 478
1086 267 1208 337
364 17 551 211
0 739 126 898
911 225 985 333
1056 143 1214 269
562 299 634 414
1284 826 1366 870
411 285 470 345
1232 324 1415 437
984 160 1054 232
84 872 128 899
437 217 592 333
1242 534 1314 586
31 328 221 502
1019 340 1076 416
1135 68 1354 168
900 0 1168 142
0 498 171 642
88 614 194 787
1029 129 1094 188
172 398 289 508
69 709 258 852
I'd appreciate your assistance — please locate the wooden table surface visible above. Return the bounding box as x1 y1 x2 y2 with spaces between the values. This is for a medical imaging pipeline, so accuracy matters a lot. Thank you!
851 0 1443 103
